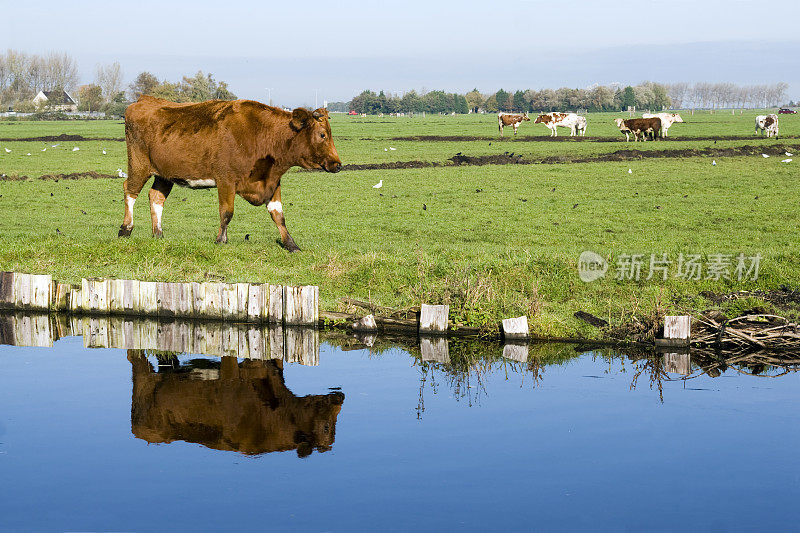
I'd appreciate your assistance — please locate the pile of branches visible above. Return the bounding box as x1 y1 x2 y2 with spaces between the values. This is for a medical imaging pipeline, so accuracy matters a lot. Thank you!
693 313 800 350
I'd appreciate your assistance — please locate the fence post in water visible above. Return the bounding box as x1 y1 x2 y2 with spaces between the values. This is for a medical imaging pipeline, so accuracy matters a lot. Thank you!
221 283 238 321
247 284 265 323
30 275 52 311
157 282 178 318
267 284 284 323
69 287 82 314
53 283 71 312
236 283 249 322
14 273 31 310
284 286 318 326
175 283 194 318
138 281 158 316
201 283 223 320
502 316 529 341
419 304 449 335
657 315 691 347
108 279 140 315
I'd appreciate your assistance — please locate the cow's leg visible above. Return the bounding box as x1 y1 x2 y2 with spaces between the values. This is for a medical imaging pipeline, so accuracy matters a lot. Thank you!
119 165 150 237
216 182 235 244
513 123 519 135
267 185 300 252
498 123 503 137
148 176 173 238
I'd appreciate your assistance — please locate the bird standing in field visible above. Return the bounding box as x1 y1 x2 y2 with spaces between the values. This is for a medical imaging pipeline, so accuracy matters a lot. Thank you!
72 147 79 152
102 149 107 155
373 180 383 189
712 160 717 166
762 153 769 158
117 168 128 178
4 148 10 153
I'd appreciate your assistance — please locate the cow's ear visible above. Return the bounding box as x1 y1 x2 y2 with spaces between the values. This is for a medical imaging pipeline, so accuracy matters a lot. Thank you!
290 108 312 131
312 108 329 121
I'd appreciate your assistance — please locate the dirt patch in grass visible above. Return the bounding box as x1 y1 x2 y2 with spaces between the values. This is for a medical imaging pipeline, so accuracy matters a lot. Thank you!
0 171 118 181
0 133 124 142
391 134 800 143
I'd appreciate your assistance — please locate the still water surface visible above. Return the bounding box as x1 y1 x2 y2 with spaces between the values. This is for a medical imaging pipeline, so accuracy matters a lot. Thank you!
0 317 798 532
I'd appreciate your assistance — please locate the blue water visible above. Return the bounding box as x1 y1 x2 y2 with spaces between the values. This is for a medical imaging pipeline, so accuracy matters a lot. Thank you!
0 337 798 532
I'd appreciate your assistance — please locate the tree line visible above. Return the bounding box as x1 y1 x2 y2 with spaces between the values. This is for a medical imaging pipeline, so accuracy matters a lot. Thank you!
343 82 791 115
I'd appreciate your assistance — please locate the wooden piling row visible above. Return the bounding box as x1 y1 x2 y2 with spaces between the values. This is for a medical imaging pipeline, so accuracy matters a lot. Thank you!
0 272 318 326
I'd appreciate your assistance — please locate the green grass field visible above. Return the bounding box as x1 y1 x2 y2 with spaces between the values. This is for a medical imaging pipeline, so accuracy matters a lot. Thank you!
1 110 799 338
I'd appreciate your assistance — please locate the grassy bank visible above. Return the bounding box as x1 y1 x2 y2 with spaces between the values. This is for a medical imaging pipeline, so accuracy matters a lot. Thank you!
1 112 799 338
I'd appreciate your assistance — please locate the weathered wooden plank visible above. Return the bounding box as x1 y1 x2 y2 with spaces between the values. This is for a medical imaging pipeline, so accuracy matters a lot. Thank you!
0 272 14 309
81 278 109 314
268 325 285 360
53 282 71 311
204 321 223 356
108 279 140 315
502 316 529 340
138 281 158 316
246 283 265 323
136 319 159 351
236 283 249 322
267 284 284 323
502 343 529 363
352 314 378 332
222 323 239 357
202 282 223 320
284 286 318 325
30 274 52 311
221 284 238 321
83 317 108 348
175 283 194 318
69 287 82 314
420 336 450 363
419 304 449 335
247 326 265 359
157 282 178 317
658 315 691 347
285 327 319 366
14 273 32 310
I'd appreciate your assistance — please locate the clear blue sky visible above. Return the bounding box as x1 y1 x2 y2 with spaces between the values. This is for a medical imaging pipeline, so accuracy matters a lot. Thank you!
6 0 799 106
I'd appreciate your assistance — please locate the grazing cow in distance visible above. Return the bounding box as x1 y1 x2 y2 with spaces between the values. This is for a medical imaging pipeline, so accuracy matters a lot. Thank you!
755 114 779 137
498 112 530 136
534 112 586 137
121 95 342 252
642 112 684 137
615 117 662 141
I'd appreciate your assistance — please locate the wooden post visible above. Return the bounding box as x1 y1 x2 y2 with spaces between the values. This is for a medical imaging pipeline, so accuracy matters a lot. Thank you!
419 304 449 335
14 273 31 310
267 284 284 323
0 272 14 309
284 286 318 325
202 282 223 320
109 279 140 315
502 343 529 363
175 283 194 318
656 315 691 347
69 287 82 314
420 336 450 363
236 283 249 322
138 281 158 316
157 282 178 317
502 316 529 340
81 278 109 314
53 283 72 311
247 284 265 323
30 274 52 311
221 283 238 321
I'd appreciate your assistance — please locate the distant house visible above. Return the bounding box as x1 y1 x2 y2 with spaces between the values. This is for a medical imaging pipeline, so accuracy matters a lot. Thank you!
32 90 77 112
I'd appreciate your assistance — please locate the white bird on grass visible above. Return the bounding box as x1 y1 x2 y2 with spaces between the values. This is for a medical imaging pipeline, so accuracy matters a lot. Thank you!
628 169 632 174
384 148 388 151
373 179 383 188
712 160 717 166
389 147 396 151
41 148 46 151
72 147 79 151
762 153 769 158
102 149 106 154
4 148 10 153
786 152 793 156
51 144 59 148
781 158 792 163
117 168 128 178
26 153 31 156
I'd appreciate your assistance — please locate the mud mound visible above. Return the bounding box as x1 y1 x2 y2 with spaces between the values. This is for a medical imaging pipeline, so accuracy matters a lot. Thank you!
0 171 118 181
342 160 439 171
391 134 800 143
449 152 525 165
0 133 124 142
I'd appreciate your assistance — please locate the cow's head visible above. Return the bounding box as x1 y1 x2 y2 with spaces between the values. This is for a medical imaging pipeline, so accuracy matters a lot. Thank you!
534 114 549 124
672 113 684 123
522 113 531 121
614 118 625 128
289 107 342 173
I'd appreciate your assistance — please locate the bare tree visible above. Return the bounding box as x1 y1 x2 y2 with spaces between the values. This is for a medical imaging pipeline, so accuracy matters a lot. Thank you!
95 61 124 102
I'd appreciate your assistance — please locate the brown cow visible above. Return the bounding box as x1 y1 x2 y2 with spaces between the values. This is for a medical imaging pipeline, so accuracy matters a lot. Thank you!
614 117 662 142
128 352 345 457
120 95 342 252
498 112 530 136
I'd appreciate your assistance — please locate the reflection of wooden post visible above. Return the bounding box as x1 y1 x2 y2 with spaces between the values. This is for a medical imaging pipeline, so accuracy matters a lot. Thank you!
268 325 285 360
137 319 159 351
139 281 158 316
268 284 284 323
419 304 449 335
247 327 265 359
192 321 207 354
222 323 239 357
83 317 108 348
285 327 319 366
502 316 529 340
502 343 529 362
204 322 223 356
663 352 691 375
420 336 450 363
284 286 318 325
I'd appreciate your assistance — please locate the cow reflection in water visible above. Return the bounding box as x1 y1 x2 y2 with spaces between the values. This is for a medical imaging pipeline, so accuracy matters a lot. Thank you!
128 351 344 457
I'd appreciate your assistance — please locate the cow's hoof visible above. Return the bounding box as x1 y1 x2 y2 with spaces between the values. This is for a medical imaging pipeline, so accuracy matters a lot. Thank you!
278 238 301 253
118 226 132 237
153 232 163 239
215 236 228 244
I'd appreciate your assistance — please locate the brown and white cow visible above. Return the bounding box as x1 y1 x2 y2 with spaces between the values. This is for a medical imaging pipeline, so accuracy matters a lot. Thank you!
120 95 342 252
534 112 587 137
642 112 684 137
614 117 662 142
755 114 779 137
498 112 530 136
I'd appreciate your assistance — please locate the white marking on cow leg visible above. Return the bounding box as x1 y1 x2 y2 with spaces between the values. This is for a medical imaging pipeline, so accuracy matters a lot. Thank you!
152 203 163 231
267 201 283 214
124 195 136 229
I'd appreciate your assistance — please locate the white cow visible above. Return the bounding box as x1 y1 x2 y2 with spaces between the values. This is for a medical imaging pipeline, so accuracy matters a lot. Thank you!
755 114 779 137
642 112 684 137
534 112 587 137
